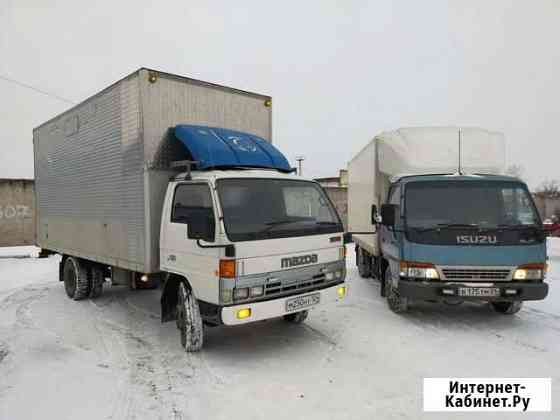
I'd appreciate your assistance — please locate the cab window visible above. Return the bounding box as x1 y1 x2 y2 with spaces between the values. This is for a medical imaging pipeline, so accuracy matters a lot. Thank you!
171 183 214 224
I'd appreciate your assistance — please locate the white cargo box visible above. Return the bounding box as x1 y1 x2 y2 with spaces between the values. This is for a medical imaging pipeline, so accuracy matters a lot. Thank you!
348 127 506 256
33 68 272 272
377 127 505 179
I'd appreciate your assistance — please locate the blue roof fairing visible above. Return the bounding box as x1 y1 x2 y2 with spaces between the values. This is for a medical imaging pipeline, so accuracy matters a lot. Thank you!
174 125 291 172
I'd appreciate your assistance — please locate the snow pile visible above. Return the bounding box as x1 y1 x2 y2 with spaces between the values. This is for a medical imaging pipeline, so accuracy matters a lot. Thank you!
0 246 40 259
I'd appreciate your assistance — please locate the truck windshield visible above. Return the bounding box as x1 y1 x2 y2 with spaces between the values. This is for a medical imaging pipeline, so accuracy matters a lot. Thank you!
216 179 343 242
405 180 541 229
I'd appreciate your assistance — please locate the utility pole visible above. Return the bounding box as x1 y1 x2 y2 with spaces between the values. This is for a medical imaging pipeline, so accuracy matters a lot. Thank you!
295 156 305 176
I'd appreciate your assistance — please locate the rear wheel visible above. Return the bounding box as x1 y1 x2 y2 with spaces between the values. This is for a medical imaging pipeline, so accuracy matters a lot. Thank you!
177 282 204 352
357 247 372 278
491 301 523 315
385 267 408 313
63 257 90 300
89 265 104 299
283 310 308 324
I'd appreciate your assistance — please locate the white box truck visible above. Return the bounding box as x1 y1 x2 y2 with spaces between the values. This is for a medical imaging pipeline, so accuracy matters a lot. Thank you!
348 127 548 314
33 68 347 351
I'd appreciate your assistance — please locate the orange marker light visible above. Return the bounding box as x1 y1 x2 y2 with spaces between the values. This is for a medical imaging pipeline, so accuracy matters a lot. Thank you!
219 259 236 278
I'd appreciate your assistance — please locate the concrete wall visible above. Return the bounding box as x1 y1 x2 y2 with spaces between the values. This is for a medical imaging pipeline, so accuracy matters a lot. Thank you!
0 179 35 247
323 186 348 229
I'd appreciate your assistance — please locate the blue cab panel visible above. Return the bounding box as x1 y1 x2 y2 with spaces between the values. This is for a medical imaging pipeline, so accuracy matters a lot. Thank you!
174 125 291 172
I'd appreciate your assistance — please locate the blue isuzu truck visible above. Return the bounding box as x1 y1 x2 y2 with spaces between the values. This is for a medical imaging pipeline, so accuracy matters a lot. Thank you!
348 127 548 314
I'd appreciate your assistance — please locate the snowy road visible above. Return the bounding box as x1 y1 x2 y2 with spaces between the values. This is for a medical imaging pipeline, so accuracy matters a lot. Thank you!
0 244 558 420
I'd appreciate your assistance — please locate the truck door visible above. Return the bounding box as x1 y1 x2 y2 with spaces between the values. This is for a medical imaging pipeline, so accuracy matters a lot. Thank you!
380 184 402 269
161 182 220 303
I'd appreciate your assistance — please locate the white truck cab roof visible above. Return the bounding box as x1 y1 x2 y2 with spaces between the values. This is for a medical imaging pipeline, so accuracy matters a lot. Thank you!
174 169 314 183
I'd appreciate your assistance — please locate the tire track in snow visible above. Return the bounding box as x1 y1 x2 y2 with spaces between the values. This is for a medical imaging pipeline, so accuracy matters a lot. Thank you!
404 305 551 353
89 295 192 420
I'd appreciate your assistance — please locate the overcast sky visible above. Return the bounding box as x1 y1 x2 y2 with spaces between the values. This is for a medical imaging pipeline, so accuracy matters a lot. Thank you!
1 0 558 188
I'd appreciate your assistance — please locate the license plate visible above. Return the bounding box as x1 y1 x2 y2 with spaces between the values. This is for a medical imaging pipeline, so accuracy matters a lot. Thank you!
457 287 500 297
286 293 320 312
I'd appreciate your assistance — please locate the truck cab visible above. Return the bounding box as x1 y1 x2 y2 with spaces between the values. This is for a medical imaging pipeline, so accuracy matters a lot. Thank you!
157 131 347 350
377 174 548 313
349 127 549 315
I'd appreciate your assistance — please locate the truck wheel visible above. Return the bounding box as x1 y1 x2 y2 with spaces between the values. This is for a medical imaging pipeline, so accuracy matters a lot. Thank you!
177 282 203 352
357 247 372 278
63 257 90 300
385 267 408 313
491 301 523 315
283 310 309 324
89 265 104 299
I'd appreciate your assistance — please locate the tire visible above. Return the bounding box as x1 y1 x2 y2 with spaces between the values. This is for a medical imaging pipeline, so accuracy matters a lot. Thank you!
357 247 372 278
89 265 104 299
491 301 523 315
177 282 204 352
385 267 408 313
63 257 90 300
283 310 309 324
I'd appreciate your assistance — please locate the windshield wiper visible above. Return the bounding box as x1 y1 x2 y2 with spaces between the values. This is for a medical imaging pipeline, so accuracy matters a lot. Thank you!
410 223 479 232
490 224 541 231
260 219 302 234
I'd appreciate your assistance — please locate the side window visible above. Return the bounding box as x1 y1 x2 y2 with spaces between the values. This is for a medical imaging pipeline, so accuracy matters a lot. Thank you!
172 183 214 224
389 185 401 205
388 184 402 228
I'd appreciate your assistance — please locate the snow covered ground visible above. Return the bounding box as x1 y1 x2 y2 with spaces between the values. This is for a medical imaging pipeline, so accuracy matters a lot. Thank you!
0 242 558 420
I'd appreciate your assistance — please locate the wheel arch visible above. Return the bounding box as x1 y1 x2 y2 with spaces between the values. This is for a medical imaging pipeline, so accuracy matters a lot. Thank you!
160 273 192 323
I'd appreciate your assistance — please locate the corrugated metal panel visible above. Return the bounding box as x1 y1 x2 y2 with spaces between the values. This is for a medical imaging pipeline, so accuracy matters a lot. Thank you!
0 179 35 247
139 69 272 169
33 68 273 273
34 73 146 271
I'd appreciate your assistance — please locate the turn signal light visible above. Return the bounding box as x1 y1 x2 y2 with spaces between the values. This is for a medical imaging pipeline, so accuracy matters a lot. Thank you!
219 259 236 278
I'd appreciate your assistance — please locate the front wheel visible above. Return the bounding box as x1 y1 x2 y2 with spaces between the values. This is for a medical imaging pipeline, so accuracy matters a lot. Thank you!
283 310 308 324
357 247 372 278
385 267 408 313
491 301 523 315
177 283 204 352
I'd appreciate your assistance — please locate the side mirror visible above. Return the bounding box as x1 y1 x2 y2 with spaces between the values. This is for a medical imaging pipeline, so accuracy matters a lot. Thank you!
371 204 378 225
380 204 397 227
343 232 353 244
187 211 215 242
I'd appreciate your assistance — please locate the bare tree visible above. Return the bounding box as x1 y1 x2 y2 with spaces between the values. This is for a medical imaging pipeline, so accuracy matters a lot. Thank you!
505 164 524 180
536 179 560 198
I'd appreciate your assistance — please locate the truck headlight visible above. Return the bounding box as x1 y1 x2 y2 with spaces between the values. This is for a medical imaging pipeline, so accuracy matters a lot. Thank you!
249 285 264 297
513 263 546 281
233 288 249 300
399 261 439 280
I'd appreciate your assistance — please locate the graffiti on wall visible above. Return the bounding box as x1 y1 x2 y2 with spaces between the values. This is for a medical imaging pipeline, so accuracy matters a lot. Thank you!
0 205 32 220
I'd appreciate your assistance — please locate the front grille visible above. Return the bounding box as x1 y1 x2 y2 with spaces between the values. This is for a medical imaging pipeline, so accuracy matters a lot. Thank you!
442 268 511 281
265 273 328 296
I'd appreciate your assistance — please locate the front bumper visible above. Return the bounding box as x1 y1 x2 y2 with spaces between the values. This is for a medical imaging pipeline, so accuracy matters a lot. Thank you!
221 282 347 325
398 279 549 302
